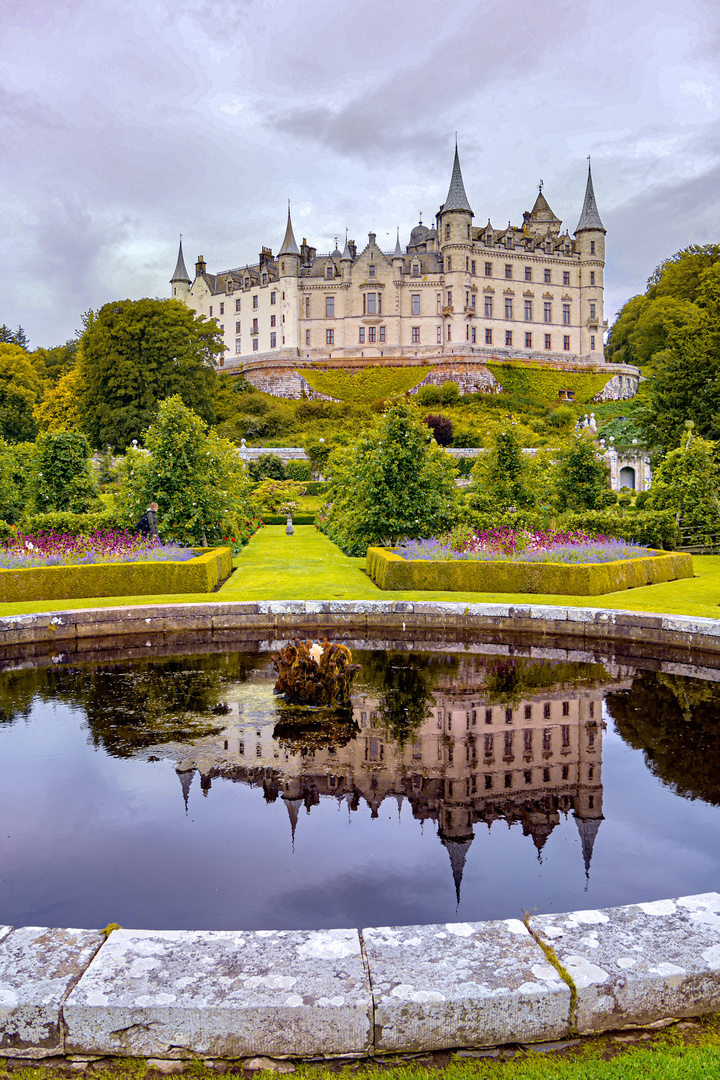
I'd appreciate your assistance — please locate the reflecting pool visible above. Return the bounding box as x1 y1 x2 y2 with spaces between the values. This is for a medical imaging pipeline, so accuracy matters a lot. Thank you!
1 643 720 930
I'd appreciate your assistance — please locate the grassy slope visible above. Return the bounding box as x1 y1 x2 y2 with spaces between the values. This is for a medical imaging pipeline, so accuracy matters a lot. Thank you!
0 526 718 618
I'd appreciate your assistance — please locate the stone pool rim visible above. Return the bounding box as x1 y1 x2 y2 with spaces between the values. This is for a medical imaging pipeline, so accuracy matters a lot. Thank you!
2 601 720 1059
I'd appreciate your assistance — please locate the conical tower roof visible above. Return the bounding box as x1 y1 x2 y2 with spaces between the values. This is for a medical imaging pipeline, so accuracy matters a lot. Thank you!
278 204 300 256
341 235 353 261
441 835 473 905
575 163 605 233
171 238 191 284
393 229 403 257
442 143 473 215
575 814 602 879
176 767 194 812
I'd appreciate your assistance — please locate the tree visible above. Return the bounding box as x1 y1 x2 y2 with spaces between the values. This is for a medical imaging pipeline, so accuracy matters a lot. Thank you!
31 339 78 385
320 399 458 556
423 413 453 446
469 428 534 511
0 441 37 523
78 298 223 450
33 366 85 432
117 395 255 545
32 430 100 513
647 426 720 535
0 325 29 349
0 343 45 443
553 435 608 511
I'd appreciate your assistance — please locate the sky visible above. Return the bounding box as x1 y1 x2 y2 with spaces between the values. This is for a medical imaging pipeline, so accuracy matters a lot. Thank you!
2 0 719 349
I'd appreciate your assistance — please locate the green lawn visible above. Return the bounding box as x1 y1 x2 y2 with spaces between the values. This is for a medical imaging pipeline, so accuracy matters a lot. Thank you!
0 525 718 619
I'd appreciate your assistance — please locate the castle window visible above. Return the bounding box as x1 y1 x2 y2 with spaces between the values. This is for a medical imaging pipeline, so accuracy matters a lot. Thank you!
485 328 492 344
379 326 386 342
235 298 241 312
305 297 310 318
445 224 450 239
359 327 365 344
262 274 267 285
505 264 512 279
326 328 334 345
437 326 442 343
253 338 259 351
543 728 552 751
209 306 213 316
543 302 552 323
270 315 276 327
485 774 493 790
471 292 476 308
524 770 532 784
465 257 469 271
590 334 596 350
270 332 276 348
325 296 335 318
505 330 512 346
412 263 420 276
471 327 476 343
524 731 533 753
504 298 513 319
326 265 334 279
525 266 532 281
543 702 551 719
447 256 452 271
545 333 552 349
563 271 570 286
219 324 224 332
465 290 470 307
471 260 476 275
484 297 492 318
368 327 376 343
563 303 570 324
562 764 569 780
485 262 492 276
245 278 249 288
589 701 595 717
562 724 570 746
411 294 421 316
504 773 512 789
590 241 596 254
227 279 234 293
369 265 376 277
271 292 276 305
446 290 452 307
543 767 550 782
447 326 451 341
305 329 310 346
235 338 242 354
407 326 418 345
524 300 533 321
235 321 241 334
525 332 532 348
467 225 471 239
220 302 224 315
589 302 596 319
544 268 551 284
563 335 570 350
253 295 258 309
252 318 258 334
590 271 596 285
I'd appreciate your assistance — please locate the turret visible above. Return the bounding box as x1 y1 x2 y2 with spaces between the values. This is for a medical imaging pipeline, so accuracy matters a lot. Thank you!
278 203 301 278
170 237 191 301
341 233 353 281
392 228 404 281
438 141 474 351
574 162 606 358
278 204 301 353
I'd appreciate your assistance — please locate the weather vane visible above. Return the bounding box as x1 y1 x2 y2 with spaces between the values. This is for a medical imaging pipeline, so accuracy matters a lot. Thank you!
538 179 543 193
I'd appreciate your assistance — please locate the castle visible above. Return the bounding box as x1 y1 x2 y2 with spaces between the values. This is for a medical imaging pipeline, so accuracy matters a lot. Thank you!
170 147 637 400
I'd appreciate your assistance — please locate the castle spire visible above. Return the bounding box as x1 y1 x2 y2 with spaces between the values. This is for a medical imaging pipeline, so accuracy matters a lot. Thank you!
442 143 473 215
278 202 300 256
393 228 403 258
170 236 191 284
575 160 605 233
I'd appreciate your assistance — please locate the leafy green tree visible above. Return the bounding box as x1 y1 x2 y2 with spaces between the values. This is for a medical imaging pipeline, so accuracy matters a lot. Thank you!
0 442 37 523
321 399 458 556
118 395 255 545
553 435 608 511
0 343 45 443
32 430 100 513
469 428 534 511
647 426 720 535
0 325 29 349
78 298 223 450
31 339 78 385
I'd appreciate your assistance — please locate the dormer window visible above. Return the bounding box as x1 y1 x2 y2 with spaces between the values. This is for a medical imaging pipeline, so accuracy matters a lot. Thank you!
412 263 420 276
369 265 376 278
326 265 334 279
262 273 268 285
226 278 233 293
244 278 249 289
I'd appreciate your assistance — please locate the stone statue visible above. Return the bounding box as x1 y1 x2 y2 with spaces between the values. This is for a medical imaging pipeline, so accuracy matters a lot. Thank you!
285 515 294 536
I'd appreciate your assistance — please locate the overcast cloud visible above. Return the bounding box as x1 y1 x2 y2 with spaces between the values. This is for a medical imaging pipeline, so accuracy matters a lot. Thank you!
2 0 719 347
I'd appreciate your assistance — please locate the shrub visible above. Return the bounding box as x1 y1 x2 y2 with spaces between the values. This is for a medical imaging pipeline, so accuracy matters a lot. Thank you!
285 459 312 482
32 430 100 513
423 414 454 446
563 509 678 549
440 381 461 405
417 383 441 406
647 428 720 533
21 509 128 537
553 436 609 511
597 489 618 507
635 490 651 509
301 365 432 402
470 429 535 510
248 453 286 482
453 456 476 478
547 403 576 429
253 478 306 515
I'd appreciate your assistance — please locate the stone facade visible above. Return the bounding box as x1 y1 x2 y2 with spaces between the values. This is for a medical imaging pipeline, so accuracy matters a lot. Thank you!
171 150 621 387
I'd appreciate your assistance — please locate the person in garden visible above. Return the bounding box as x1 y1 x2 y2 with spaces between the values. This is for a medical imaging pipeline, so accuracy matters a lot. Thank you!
137 501 160 537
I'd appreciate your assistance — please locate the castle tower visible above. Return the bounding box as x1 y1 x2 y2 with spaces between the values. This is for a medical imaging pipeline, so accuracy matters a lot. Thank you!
574 163 606 359
341 233 353 281
438 142 474 352
392 229 404 282
170 237 191 302
278 204 301 352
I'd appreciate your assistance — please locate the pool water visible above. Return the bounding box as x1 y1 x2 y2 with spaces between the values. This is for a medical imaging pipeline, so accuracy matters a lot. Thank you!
1 645 719 931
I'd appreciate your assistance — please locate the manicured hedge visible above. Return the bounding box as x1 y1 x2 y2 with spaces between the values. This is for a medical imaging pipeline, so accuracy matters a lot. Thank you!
301 365 432 402
20 509 128 536
261 514 315 525
365 546 693 596
563 510 678 550
485 362 611 405
0 547 233 603
303 481 329 495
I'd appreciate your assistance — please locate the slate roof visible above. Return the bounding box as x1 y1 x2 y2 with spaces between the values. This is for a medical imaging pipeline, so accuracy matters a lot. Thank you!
576 163 605 232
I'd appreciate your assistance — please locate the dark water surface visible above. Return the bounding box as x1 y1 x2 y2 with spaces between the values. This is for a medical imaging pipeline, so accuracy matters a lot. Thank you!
1 645 720 931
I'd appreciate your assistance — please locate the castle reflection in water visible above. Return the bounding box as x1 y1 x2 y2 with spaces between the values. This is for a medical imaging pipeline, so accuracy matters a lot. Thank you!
170 654 619 901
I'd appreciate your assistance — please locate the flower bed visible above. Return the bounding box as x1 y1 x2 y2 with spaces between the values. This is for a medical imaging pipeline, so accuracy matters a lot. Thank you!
0 530 195 569
366 528 693 595
0 545 233 603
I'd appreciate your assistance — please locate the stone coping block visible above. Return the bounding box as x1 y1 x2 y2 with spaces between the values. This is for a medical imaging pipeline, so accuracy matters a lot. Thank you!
531 892 720 1034
0 927 103 1058
63 928 372 1059
363 920 571 1053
